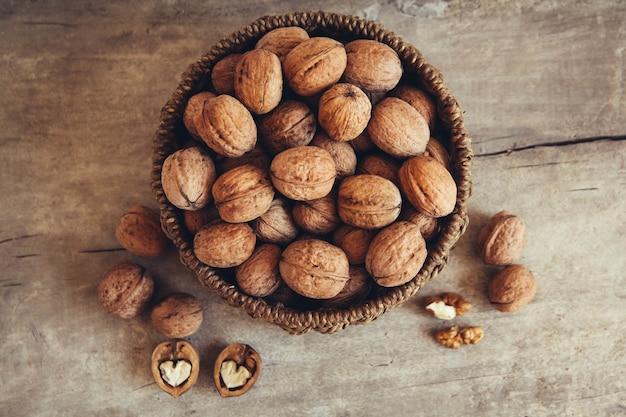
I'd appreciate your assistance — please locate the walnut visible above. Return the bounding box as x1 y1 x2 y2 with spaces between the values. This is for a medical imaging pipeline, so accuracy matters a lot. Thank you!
435 326 484 349
252 197 299 244
183 91 216 140
367 97 430 158
424 293 472 320
310 131 357 179
183 205 220 235
194 94 257 158
488 264 536 312
399 206 439 241
282 36 347 96
214 343 262 398
255 26 310 61
98 261 154 319
259 100 316 155
212 164 275 223
337 174 401 230
115 205 169 258
161 146 217 211
269 146 336 201
292 195 341 235
355 153 401 186
234 49 283 115
235 244 282 297
343 39 403 98
211 54 243 94
215 145 271 173
365 221 427 287
317 83 372 141
398 154 457 218
349 130 376 154
151 340 200 397
425 137 452 172
279 238 350 299
478 211 528 266
321 265 373 308
193 220 256 268
390 84 437 130
332 224 376 265
150 293 203 338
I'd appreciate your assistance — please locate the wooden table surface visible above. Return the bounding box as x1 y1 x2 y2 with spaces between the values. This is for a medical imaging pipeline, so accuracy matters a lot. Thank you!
1 1 625 416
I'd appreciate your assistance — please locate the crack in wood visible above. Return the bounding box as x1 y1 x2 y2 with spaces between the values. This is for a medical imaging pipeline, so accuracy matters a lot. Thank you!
78 248 126 254
0 234 40 245
475 134 626 157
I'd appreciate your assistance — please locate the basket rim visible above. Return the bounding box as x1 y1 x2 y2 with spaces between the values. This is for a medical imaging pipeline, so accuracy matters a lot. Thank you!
151 10 473 335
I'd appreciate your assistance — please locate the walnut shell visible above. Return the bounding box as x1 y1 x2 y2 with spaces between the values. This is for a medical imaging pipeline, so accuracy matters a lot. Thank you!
283 37 347 96
279 238 349 299
211 54 243 94
212 164 275 223
234 49 283 115
214 343 262 398
255 26 310 61
194 94 257 158
151 340 200 398
425 137 452 172
488 264 536 312
332 224 376 265
367 97 430 158
235 243 282 297
259 100 316 155
478 211 528 266
390 84 437 130
355 153 401 186
310 131 357 179
215 145 271 173
349 130 376 154
161 146 217 211
343 39 403 95
292 195 341 235
337 174 402 229
398 154 457 218
317 83 372 141
183 205 220 235
98 261 154 319
193 221 256 268
321 265 373 308
400 206 440 241
115 205 169 258
252 197 299 244
269 146 336 201
183 91 216 140
150 293 204 338
365 221 427 287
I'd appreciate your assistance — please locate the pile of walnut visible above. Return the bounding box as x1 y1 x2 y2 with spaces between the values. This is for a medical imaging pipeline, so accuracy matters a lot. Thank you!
161 27 457 307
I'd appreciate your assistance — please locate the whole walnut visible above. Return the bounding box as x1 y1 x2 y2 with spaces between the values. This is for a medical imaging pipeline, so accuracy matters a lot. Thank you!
390 84 437 130
425 137 452 172
332 224 376 265
488 264 536 312
398 154 457 218
161 146 217 211
193 221 256 268
235 243 282 297
400 206 439 241
211 54 243 94
183 205 220 235
309 132 357 180
270 146 336 201
98 261 154 319
356 153 401 186
292 194 341 235
215 145 271 173
365 221 427 287
337 174 402 229
259 100 316 155
343 39 403 98
234 49 283 115
212 164 275 223
349 130 376 154
478 211 527 266
255 26 310 61
317 83 371 142
367 97 430 158
252 197 299 244
321 265 373 308
183 91 216 140
194 94 257 158
283 37 347 96
115 205 169 258
150 293 204 338
279 238 350 299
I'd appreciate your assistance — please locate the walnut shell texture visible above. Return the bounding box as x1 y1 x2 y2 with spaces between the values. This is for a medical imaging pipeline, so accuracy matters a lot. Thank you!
317 83 372 141
488 264 536 312
98 261 154 319
337 174 402 229
390 84 437 130
234 49 283 115
115 205 169 258
150 293 204 338
183 91 217 139
259 100 316 155
343 39 403 94
255 26 310 61
292 195 341 235
321 265 373 308
235 243 282 297
310 131 357 179
211 53 243 94
151 340 200 398
332 224 376 265
252 197 299 244
478 211 528 266
193 221 256 268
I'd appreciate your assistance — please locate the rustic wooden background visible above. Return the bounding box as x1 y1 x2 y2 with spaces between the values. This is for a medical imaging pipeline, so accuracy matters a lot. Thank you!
1 1 625 416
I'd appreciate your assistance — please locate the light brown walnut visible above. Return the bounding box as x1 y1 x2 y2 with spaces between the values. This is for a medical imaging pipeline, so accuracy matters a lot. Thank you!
399 206 439 241
252 197 299 244
292 194 341 235
390 84 437 130
211 54 243 94
115 205 170 258
234 49 283 115
183 205 220 235
98 261 154 319
337 174 401 230
488 264 536 312
317 83 372 142
435 326 484 349
255 26 310 61
150 293 203 338
310 131 357 179
193 220 256 268
355 153 401 186
235 244 282 297
183 91 216 140
425 137 452 172
424 292 472 319
321 265 373 308
332 224 376 265
259 100 316 155
343 39 403 98
478 210 528 266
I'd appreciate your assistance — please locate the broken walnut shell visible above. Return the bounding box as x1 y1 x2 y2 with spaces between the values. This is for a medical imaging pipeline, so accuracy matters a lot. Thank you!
478 210 528 266
214 343 262 398
151 339 200 398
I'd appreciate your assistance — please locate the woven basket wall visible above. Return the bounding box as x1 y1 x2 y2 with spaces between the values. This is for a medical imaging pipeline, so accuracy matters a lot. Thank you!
151 11 473 334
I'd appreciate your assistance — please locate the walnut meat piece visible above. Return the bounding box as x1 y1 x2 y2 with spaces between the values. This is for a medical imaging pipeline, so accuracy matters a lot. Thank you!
424 292 472 320
337 174 402 230
161 146 217 211
255 26 310 61
211 54 243 94
115 205 169 258
193 221 256 268
270 146 336 201
98 261 154 319
183 91 216 140
398 154 457 218
488 264 537 312
212 164 275 223
367 97 430 158
478 211 528 266
283 37 347 96
150 293 204 338
151 340 200 398
365 221 427 287
259 100 316 155
292 195 341 235
310 131 357 179
279 238 350 299
235 244 282 297
252 197 299 244
317 83 372 142
343 39 403 98
234 49 283 115
435 326 484 349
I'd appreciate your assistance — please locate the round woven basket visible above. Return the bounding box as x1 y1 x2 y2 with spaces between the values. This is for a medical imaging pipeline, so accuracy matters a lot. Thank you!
151 11 473 334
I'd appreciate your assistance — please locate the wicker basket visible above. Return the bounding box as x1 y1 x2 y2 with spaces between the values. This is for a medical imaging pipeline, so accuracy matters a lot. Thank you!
151 11 473 334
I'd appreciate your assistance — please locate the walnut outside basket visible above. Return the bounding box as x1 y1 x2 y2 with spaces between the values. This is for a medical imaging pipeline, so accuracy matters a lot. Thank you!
151 11 473 334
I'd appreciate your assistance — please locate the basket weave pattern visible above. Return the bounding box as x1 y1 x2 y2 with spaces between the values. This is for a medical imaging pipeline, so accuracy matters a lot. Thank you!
151 11 473 334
